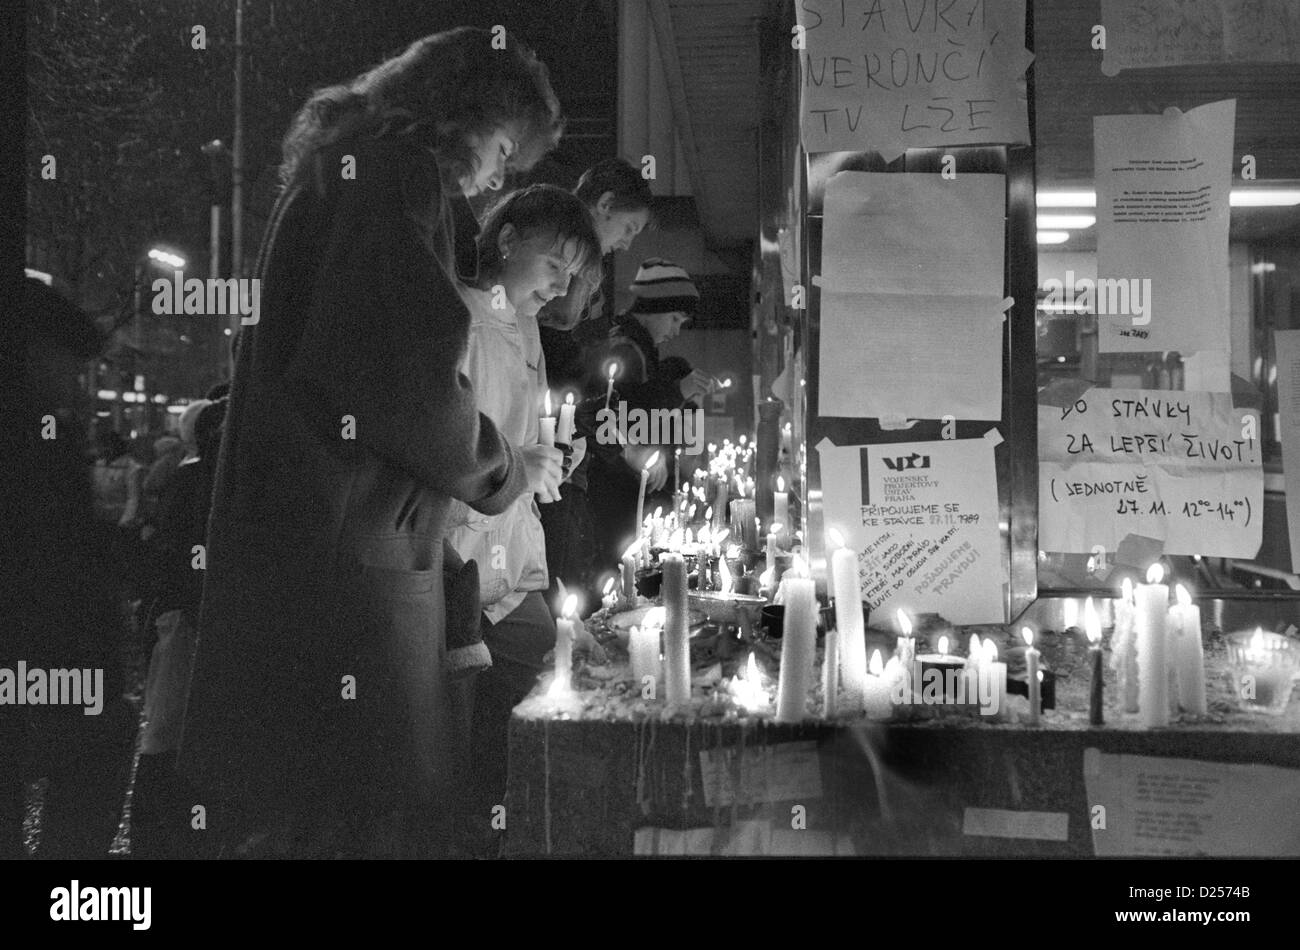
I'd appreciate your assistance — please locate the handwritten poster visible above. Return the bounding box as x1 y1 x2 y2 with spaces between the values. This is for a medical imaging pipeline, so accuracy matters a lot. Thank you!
818 433 1004 625
817 171 1005 420
795 0 1033 158
1095 99 1235 355
1100 0 1300 76
1084 749 1300 857
1038 388 1262 557
1274 331 1300 569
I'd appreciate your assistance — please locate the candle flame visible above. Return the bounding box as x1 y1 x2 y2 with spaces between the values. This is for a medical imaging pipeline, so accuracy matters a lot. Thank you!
561 594 578 619
1175 584 1192 607
1084 597 1101 643
719 557 734 594
868 650 884 676
968 633 981 658
747 653 760 681
602 576 615 595
644 606 666 629
938 635 949 655
770 522 784 535
653 506 663 519
1146 562 1164 584
1086 555 1096 573
608 362 619 380
739 434 747 445
983 638 998 662
896 610 912 637
621 539 643 562
1021 626 1035 647
714 528 731 546
777 475 785 492
644 451 661 470
1121 576 1134 601
1063 598 1078 629
565 391 574 406
828 527 846 549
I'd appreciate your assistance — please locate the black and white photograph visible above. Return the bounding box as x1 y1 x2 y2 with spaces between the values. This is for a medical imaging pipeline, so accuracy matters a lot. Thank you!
7 0 1300 916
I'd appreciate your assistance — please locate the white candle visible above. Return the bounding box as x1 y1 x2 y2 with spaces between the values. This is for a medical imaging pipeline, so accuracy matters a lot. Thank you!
827 528 867 711
822 628 840 718
538 390 557 447
895 610 915 703
713 477 729 533
557 391 576 445
766 522 784 574
604 361 618 411
863 650 894 719
620 539 640 605
661 553 691 709
1172 584 1207 715
773 476 788 538
1135 563 1170 727
629 624 661 688
1112 578 1139 713
983 638 1007 720
635 450 660 550
551 593 578 695
776 573 817 722
1022 626 1040 725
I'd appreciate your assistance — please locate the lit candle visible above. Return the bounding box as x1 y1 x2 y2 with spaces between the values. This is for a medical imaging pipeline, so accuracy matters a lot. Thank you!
601 575 617 611
1022 627 1041 725
1085 596 1104 726
1135 563 1169 728
1112 578 1139 713
604 361 618 411
713 477 729 533
1171 584 1207 715
766 522 783 574
620 539 640 605
983 638 1007 720
828 529 867 711
917 634 967 705
862 650 894 719
538 390 557 447
896 609 915 704
730 653 770 714
629 623 661 689
556 391 576 445
661 553 691 709
550 593 578 695
773 476 788 537
822 628 840 718
776 560 817 723
635 450 661 551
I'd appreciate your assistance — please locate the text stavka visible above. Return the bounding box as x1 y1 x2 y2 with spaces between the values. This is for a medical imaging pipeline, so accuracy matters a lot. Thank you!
0 662 103 715
152 270 260 324
50 881 150 931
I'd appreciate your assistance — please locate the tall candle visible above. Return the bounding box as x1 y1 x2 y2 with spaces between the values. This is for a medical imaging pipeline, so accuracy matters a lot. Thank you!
551 593 578 695
1022 627 1040 725
661 553 691 709
538 390 556 447
1171 584 1207 715
822 628 840 718
629 624 661 688
895 610 915 704
713 477 729 533
862 650 894 719
1113 578 1139 713
827 528 868 710
635 450 661 551
766 523 784 574
1085 597 1104 725
776 574 817 722
983 638 1007 720
620 539 640 605
773 476 789 537
604 361 618 411
1134 563 1169 728
556 391 576 445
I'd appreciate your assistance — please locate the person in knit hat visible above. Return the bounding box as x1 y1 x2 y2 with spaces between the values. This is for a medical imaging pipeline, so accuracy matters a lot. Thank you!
583 258 714 573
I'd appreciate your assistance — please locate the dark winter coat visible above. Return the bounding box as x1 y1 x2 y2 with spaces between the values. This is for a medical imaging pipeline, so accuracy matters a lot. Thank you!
177 137 525 821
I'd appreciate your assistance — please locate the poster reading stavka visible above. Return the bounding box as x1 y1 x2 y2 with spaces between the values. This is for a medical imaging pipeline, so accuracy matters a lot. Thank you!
818 434 1004 625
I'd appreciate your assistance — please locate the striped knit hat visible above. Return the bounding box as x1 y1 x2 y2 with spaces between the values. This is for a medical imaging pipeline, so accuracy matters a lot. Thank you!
629 258 699 315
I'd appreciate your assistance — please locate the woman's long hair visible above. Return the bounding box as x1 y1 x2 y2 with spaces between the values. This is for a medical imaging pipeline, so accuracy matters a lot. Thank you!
280 27 563 193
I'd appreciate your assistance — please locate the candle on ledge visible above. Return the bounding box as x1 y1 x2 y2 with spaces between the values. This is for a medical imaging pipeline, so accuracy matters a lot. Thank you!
895 610 915 704
635 450 661 554
556 391 576 445
601 575 617 611
775 558 817 723
1113 577 1139 713
1135 563 1170 728
1085 596 1104 725
730 653 770 714
1171 584 1207 715
629 624 661 689
660 553 691 709
917 634 967 705
773 476 789 539
983 638 1007 720
620 539 640 606
863 650 894 719
604 361 619 411
1022 627 1040 725
766 523 784 574
538 390 557 447
827 528 868 711
822 628 840 718
550 593 578 696
713 477 729 533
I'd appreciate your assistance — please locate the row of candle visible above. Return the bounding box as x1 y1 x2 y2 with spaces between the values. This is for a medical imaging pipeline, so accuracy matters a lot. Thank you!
1111 564 1207 726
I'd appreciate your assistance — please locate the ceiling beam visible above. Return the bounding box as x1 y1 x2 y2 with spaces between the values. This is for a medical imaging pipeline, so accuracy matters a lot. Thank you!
645 0 720 251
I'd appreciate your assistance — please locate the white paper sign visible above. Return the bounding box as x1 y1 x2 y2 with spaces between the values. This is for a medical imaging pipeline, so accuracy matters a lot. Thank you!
796 0 1033 159
1038 387 1262 557
818 435 1004 625
1275 330 1300 569
1085 748 1300 857
1100 0 1300 75
1094 100 1235 355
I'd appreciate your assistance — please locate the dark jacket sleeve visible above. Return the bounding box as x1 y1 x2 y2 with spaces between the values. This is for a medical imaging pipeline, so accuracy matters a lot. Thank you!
280 141 524 516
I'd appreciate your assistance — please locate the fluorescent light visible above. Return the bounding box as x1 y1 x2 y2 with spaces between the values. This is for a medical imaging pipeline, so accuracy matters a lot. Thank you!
1037 191 1096 208
1230 189 1300 207
1038 188 1300 208
1037 231 1071 245
153 394 168 404
96 389 118 400
147 248 187 269
1037 214 1095 229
